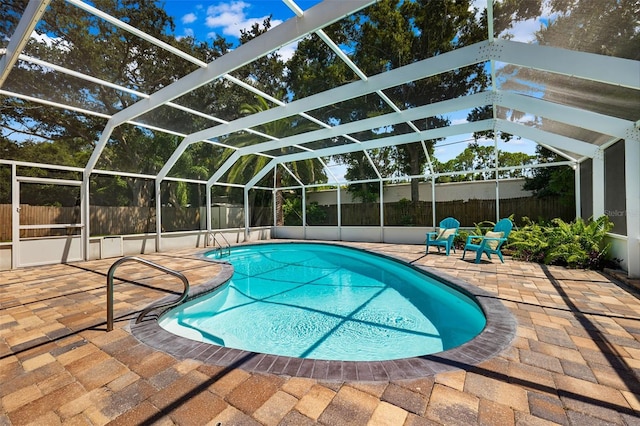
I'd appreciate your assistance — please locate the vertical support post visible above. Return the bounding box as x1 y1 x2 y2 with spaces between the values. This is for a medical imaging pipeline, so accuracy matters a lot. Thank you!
155 179 162 252
487 0 494 43
431 177 436 228
81 171 89 260
337 184 342 240
592 149 605 218
495 180 500 222
379 180 384 242
11 164 19 269
206 183 212 235
625 138 640 278
494 125 500 222
573 163 581 220
488 0 500 224
302 187 307 239
271 188 278 235
244 187 250 242
272 188 277 231
273 167 277 229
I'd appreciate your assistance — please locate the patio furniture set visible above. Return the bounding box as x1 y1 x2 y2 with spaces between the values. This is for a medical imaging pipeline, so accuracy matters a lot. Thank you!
426 217 513 263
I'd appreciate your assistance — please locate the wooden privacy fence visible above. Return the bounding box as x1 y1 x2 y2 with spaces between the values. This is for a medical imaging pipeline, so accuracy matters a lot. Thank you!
0 196 574 241
316 197 575 227
0 205 201 240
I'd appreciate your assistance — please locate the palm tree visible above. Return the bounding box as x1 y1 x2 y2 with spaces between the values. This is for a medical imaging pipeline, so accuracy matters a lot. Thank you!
225 96 326 225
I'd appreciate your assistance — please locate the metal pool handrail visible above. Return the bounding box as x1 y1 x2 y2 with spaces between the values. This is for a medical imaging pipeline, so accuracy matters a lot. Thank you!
106 256 190 332
208 231 231 257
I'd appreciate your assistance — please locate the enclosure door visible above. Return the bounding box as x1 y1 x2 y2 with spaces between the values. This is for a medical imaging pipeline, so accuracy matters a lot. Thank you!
12 177 84 268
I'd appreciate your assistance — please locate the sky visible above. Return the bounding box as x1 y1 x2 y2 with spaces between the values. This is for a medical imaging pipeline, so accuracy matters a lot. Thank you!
162 0 320 53
161 0 329 62
161 0 550 46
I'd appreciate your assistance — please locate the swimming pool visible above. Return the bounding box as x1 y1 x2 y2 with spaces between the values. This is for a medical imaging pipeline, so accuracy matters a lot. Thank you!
159 243 486 361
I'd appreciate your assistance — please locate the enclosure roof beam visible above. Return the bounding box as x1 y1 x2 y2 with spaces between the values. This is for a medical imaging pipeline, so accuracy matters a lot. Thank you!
207 151 242 186
281 163 305 187
246 159 277 190
283 0 304 17
271 120 494 165
496 120 600 158
89 169 156 180
267 117 600 169
428 160 575 181
536 143 578 163
2 94 225 152
0 89 201 142
209 86 622 182
233 92 493 156
0 89 111 119
0 0 51 87
0 158 83 173
495 39 640 90
496 91 634 139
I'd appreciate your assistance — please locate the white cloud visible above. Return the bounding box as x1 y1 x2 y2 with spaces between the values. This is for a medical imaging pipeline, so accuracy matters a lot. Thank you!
450 117 470 125
502 18 544 43
434 146 450 156
175 26 195 42
275 41 298 62
512 112 537 124
182 12 198 24
205 1 281 38
496 0 556 43
30 31 71 52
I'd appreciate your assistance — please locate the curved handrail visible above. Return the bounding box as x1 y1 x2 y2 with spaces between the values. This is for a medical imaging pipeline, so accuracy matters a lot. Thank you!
208 231 231 257
106 256 190 331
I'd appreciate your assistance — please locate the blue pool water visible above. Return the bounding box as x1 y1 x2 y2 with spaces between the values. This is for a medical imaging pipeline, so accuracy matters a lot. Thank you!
159 243 486 361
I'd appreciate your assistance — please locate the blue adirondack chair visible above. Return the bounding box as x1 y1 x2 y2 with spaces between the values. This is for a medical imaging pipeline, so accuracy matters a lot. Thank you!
426 217 460 256
462 218 513 263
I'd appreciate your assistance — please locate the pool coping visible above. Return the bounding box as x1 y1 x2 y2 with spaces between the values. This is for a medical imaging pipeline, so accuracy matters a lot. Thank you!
130 242 517 382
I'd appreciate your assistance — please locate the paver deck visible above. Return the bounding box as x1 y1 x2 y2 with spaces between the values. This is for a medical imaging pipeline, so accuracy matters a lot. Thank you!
1 241 639 425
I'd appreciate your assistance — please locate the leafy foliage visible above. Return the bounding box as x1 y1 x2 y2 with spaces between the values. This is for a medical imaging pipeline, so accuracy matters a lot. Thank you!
342 152 380 203
283 199 326 226
434 145 535 182
523 146 575 206
508 216 615 270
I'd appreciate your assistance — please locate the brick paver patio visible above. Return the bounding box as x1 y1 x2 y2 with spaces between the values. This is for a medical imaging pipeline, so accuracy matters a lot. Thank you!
1 241 639 425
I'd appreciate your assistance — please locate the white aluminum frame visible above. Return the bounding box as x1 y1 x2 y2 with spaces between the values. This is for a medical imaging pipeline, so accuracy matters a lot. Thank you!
1 0 638 276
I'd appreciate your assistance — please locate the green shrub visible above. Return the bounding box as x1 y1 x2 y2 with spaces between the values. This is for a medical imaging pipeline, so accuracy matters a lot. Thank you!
453 231 469 249
283 199 327 226
508 216 614 270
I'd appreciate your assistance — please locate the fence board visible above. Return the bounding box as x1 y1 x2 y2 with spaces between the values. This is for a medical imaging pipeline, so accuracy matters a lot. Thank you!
0 196 575 241
0 204 11 241
313 197 574 227
0 205 202 240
